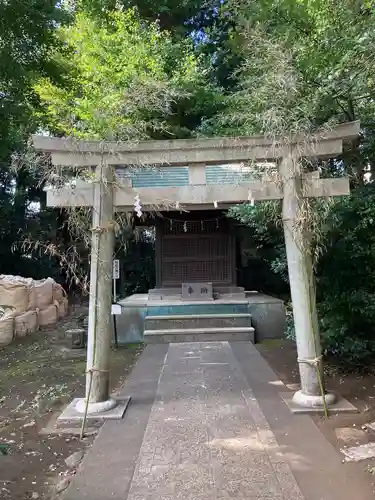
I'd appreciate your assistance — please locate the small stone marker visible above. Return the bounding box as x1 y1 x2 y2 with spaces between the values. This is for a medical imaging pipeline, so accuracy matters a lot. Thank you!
181 282 213 301
66 328 86 349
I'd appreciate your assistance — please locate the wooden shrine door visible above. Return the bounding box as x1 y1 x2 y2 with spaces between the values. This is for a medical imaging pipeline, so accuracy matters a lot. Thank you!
156 214 235 287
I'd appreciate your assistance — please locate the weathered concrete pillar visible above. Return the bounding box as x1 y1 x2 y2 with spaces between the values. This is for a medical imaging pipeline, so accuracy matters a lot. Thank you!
280 155 335 407
76 161 116 414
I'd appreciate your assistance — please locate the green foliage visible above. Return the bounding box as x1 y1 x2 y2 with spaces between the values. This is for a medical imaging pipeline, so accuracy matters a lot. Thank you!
0 1 66 155
229 201 289 287
77 0 222 34
205 0 375 181
75 0 239 89
35 9 221 140
213 0 375 371
0 1 66 281
232 185 375 371
3 0 375 377
230 201 282 247
284 302 295 341
319 184 375 370
0 444 9 456
117 230 156 296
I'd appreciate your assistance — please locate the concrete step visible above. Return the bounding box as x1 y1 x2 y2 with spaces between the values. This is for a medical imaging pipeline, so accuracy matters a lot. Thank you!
147 302 250 316
149 293 246 301
215 286 245 294
148 286 246 301
145 314 252 331
144 326 255 344
215 293 246 300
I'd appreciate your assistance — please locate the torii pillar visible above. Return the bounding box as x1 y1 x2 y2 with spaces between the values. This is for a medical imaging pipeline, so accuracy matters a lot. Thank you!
75 162 117 414
280 154 335 408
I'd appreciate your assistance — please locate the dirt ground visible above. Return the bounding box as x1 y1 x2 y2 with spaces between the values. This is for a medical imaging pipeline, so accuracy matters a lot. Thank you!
4 327 375 500
258 340 375 485
0 304 143 500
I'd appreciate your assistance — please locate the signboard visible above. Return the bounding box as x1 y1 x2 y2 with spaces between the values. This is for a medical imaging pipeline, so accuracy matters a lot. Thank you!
113 259 120 280
181 282 213 301
111 304 122 315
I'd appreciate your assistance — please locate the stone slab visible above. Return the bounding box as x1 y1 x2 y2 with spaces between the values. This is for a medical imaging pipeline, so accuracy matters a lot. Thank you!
144 327 255 344
181 282 213 301
61 344 168 500
145 313 252 330
124 342 304 500
39 411 99 436
57 397 131 427
246 294 285 341
280 392 358 414
149 288 245 300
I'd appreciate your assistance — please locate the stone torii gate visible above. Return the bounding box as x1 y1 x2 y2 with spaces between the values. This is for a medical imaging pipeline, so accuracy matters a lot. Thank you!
33 121 359 416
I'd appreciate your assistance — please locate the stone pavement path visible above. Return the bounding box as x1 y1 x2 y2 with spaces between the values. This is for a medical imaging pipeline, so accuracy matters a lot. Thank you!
126 342 303 500
62 341 375 500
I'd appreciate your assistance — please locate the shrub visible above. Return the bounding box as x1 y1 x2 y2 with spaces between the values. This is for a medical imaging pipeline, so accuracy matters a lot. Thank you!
319 184 375 371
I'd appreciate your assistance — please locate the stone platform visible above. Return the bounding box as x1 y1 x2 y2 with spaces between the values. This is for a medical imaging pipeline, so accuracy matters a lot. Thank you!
61 341 374 500
114 291 285 344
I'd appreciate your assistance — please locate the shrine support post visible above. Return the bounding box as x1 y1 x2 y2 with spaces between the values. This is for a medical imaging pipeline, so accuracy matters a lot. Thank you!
76 161 116 414
280 154 335 407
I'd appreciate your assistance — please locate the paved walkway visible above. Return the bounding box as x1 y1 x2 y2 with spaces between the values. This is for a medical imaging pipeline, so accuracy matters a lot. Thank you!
62 342 375 500
128 342 302 500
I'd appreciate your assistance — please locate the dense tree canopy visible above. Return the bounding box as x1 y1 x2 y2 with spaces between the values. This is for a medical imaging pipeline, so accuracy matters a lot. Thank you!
217 0 375 369
2 0 375 368
209 1 375 154
35 9 221 140
78 0 222 33
0 0 66 278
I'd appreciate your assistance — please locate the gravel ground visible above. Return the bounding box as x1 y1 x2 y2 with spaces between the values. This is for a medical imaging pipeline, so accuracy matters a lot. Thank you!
0 303 143 500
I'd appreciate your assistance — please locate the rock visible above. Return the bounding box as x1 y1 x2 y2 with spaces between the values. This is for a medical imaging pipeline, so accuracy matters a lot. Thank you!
23 420 36 428
335 427 366 446
341 442 375 462
364 422 375 432
64 450 84 469
31 493 40 499
55 477 70 494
